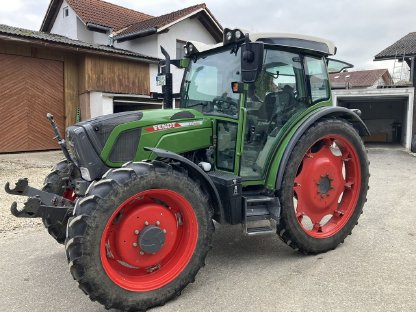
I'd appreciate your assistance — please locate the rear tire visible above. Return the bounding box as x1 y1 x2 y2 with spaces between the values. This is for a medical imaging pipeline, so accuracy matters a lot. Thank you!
65 160 214 311
277 119 369 254
42 160 77 244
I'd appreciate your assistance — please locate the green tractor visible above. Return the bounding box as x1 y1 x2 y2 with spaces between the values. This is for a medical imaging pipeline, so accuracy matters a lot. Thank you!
6 29 369 311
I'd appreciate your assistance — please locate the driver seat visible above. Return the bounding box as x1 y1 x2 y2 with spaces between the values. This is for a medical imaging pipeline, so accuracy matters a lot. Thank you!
263 86 293 122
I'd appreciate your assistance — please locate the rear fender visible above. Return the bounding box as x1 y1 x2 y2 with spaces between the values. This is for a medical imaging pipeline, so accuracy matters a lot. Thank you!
270 106 369 191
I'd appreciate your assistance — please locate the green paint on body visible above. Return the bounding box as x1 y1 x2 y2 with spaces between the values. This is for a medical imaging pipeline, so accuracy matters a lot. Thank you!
100 109 212 167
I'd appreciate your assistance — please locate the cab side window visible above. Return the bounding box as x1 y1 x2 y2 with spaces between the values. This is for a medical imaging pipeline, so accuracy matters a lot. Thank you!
305 56 330 103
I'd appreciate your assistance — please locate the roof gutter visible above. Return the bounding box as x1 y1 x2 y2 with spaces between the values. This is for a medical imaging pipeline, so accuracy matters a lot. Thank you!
374 55 416 61
115 27 157 43
86 22 112 34
0 34 160 64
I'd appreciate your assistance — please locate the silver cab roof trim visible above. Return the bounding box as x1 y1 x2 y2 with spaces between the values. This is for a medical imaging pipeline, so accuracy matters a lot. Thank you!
249 32 336 55
186 32 336 56
186 41 222 53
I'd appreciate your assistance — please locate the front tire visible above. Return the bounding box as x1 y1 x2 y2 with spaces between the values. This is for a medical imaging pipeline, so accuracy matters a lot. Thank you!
42 160 77 244
277 119 369 254
66 161 214 311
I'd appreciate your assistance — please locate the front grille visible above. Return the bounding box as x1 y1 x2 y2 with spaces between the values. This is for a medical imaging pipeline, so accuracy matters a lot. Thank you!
109 128 141 163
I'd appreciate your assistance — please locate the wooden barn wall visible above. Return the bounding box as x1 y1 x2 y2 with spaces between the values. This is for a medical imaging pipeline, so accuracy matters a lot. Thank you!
0 40 79 128
79 55 150 95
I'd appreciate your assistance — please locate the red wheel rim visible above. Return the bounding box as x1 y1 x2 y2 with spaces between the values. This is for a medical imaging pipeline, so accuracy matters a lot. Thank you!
100 189 198 292
293 135 361 238
63 188 76 202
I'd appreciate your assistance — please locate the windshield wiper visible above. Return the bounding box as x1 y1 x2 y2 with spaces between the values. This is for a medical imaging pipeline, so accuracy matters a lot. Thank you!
182 80 191 105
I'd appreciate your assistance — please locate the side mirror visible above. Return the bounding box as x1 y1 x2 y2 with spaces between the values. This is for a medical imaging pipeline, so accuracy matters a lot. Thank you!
327 58 354 74
241 42 264 83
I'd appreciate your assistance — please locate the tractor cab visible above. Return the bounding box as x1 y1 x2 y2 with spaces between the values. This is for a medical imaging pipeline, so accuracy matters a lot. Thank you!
176 30 347 183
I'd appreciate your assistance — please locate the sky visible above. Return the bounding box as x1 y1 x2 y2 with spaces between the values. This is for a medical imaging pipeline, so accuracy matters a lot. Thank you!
1 0 414 72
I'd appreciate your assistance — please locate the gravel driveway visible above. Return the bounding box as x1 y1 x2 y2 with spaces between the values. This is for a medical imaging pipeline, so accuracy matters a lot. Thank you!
0 151 62 234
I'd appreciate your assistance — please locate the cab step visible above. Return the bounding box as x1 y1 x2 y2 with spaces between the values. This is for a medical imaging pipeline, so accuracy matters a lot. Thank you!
243 195 280 236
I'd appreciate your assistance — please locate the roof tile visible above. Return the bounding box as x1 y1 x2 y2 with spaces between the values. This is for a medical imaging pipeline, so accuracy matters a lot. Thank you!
375 32 416 60
329 69 390 88
116 4 209 37
66 0 154 31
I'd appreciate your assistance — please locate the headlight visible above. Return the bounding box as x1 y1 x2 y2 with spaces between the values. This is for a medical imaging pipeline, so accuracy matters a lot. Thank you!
80 167 92 181
226 31 233 41
65 136 79 165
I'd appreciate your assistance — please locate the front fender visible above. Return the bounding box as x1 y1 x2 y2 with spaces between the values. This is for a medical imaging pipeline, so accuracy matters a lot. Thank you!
145 147 224 222
266 106 369 191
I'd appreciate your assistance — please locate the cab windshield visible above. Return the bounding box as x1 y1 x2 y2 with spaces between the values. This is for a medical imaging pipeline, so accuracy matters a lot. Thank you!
181 48 241 118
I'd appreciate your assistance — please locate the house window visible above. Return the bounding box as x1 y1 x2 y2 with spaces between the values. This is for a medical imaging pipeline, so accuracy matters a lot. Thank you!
176 40 187 59
63 7 69 17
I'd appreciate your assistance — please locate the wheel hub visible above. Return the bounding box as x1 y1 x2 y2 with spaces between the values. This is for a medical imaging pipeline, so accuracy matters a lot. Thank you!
138 225 166 254
318 174 333 196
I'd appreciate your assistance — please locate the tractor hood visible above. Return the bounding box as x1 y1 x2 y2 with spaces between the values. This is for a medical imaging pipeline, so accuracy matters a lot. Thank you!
66 109 212 180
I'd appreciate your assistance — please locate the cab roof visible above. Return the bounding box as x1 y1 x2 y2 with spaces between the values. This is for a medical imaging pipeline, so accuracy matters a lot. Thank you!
187 31 336 56
250 32 336 55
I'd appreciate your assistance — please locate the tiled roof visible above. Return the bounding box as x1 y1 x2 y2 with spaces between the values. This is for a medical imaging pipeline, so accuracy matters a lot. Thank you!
329 69 391 88
375 32 416 60
116 4 210 37
66 0 153 31
0 24 158 62
41 1 222 42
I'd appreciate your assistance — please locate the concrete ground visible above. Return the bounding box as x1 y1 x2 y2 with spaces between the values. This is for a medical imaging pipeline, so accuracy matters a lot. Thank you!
0 147 415 311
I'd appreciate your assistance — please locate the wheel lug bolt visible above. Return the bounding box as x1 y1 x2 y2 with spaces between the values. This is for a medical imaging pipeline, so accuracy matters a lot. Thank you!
140 251 144 255
156 221 160 226
134 230 139 235
133 242 138 247
144 221 149 226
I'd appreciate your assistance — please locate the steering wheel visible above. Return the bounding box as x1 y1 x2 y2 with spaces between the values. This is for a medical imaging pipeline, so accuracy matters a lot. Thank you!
213 96 238 115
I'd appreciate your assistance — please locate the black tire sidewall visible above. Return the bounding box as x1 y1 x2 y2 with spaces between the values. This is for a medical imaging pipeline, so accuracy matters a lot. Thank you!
279 120 369 253
41 160 73 243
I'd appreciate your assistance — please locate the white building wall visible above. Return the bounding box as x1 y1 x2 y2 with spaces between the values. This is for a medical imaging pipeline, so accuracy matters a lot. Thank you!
115 35 159 58
115 17 218 94
76 19 110 44
93 31 110 45
90 92 114 117
157 18 217 93
149 64 160 94
76 18 92 42
50 0 78 39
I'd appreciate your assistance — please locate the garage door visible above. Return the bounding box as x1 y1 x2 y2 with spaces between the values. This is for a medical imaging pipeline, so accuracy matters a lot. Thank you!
338 96 409 146
0 54 64 153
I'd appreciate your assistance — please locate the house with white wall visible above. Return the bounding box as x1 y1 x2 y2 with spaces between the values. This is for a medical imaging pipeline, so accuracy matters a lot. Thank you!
41 0 223 117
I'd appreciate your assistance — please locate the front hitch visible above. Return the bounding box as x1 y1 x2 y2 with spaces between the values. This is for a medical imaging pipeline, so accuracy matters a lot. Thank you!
5 178 74 221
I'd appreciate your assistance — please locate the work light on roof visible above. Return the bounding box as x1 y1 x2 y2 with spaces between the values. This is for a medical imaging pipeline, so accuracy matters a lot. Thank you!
223 28 246 46
184 42 199 57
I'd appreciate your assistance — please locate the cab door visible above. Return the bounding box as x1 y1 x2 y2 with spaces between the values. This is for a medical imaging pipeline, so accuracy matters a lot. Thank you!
239 49 330 180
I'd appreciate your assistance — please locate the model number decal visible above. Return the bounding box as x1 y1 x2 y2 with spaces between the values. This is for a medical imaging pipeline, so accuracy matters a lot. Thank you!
145 120 203 132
